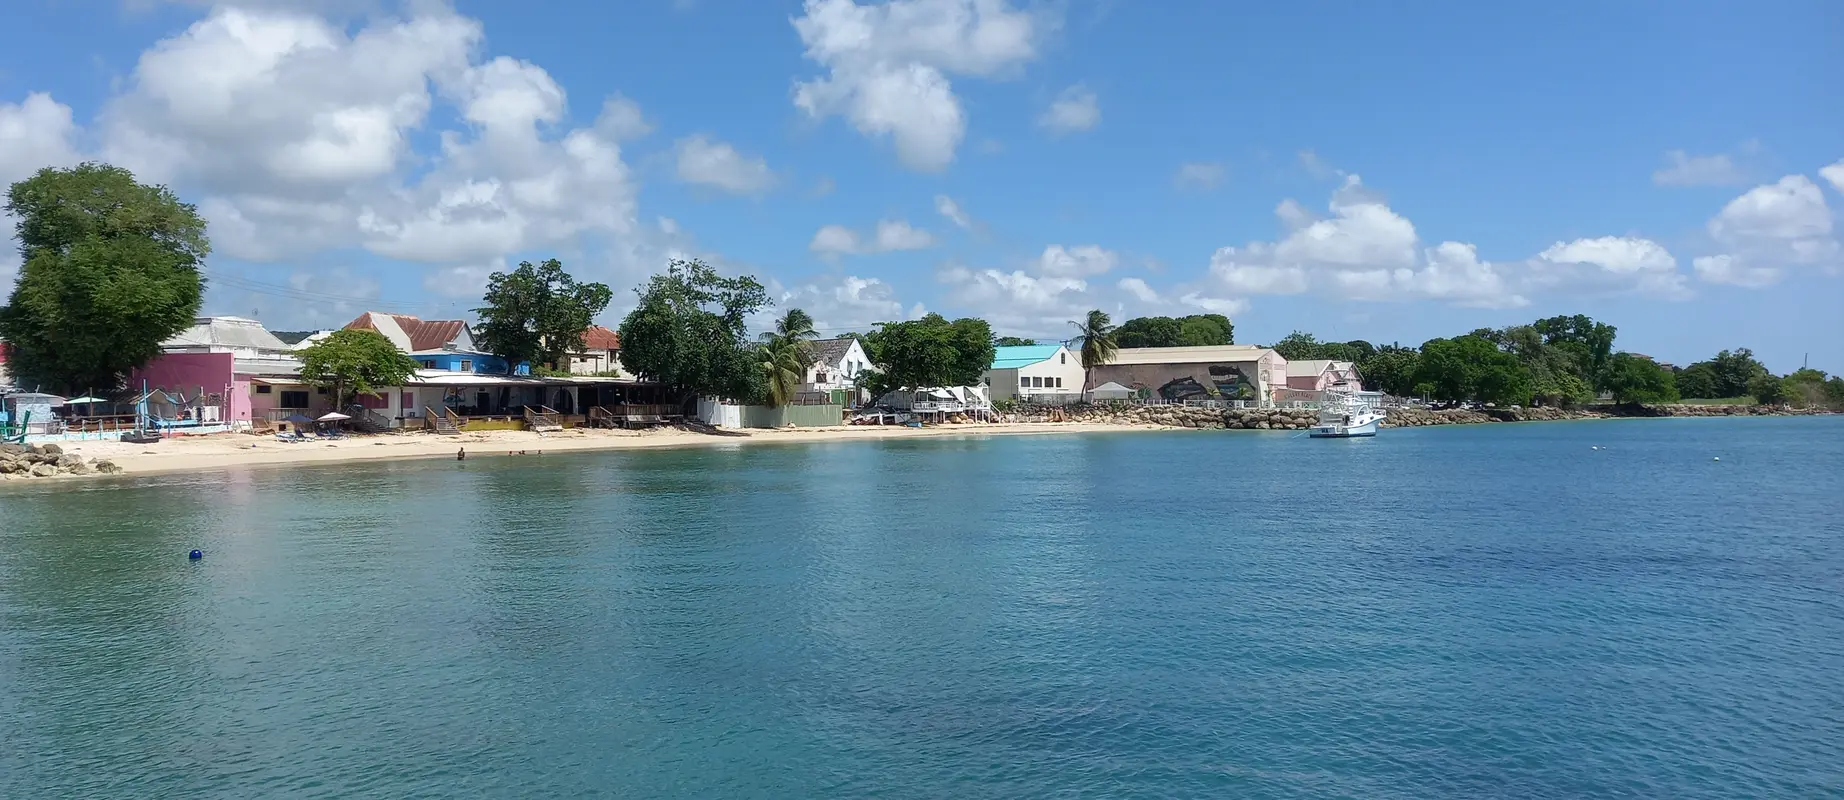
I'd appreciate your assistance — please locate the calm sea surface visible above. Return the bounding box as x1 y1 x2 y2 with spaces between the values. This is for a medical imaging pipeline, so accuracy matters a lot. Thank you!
3 417 1842 798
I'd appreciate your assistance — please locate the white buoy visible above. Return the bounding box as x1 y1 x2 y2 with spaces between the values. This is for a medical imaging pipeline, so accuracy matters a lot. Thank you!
1712 457 1720 462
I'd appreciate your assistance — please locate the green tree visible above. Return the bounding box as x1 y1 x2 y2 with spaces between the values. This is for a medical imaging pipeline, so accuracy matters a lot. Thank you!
0 163 208 393
1357 346 1421 397
1485 325 1593 407
1675 362 1720 398
1342 340 1378 362
1532 314 1617 383
1116 316 1183 348
617 259 769 408
1415 335 1531 406
1177 314 1234 346
1601 352 1679 404
1706 348 1769 398
1783 368 1836 409
297 329 421 406
1070 309 1118 370
995 336 1038 347
757 308 819 407
1747 372 1788 406
473 258 614 372
862 313 994 389
1272 331 1324 361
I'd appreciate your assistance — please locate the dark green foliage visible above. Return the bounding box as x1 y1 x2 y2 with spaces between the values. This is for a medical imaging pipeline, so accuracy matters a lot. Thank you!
1414 335 1531 406
759 309 819 407
1601 353 1679 404
617 259 769 406
995 336 1037 347
1115 314 1233 348
0 163 207 393
1674 362 1720 399
1706 348 1770 398
1747 372 1788 405
297 329 421 404
1356 346 1421 397
473 258 613 371
1532 314 1617 384
860 313 994 389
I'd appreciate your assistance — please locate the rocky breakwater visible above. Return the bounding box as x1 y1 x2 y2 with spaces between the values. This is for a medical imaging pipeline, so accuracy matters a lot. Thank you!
1009 403 1321 430
1381 405 1609 428
1625 403 1830 418
0 443 124 480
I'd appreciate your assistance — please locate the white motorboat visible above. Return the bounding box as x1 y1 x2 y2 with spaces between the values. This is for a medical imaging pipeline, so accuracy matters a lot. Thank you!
1309 383 1386 438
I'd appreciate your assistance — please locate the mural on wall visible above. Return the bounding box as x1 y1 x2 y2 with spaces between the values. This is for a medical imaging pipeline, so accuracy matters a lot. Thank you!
1086 361 1260 403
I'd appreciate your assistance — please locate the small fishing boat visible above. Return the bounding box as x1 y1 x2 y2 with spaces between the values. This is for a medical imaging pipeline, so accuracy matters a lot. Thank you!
1309 383 1386 438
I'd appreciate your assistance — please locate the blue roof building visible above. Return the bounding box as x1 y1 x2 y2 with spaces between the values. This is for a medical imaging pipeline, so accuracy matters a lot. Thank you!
984 344 1086 404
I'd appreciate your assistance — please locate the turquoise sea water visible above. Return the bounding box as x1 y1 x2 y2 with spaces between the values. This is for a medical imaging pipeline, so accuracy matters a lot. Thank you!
3 417 1842 798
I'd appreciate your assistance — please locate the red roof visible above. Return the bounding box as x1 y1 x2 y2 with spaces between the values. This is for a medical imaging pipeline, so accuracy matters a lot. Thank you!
343 312 466 352
580 325 621 351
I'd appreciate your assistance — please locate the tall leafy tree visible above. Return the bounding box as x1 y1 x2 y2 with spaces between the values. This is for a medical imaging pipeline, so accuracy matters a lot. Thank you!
1674 362 1720 398
1746 372 1788 406
0 163 208 393
617 259 769 408
1069 309 1118 370
1705 348 1769 398
1601 353 1680 404
1116 316 1183 348
1272 331 1324 361
995 336 1038 347
1356 345 1421 397
862 313 994 389
1415 335 1531 406
1177 314 1234 346
473 258 614 372
297 329 421 406
1532 314 1616 383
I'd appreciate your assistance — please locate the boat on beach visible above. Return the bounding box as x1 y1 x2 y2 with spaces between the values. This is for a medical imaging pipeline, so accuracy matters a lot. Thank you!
1309 383 1386 438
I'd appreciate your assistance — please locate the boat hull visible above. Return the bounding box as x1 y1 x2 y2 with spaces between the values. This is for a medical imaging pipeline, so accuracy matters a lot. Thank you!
1308 416 1381 438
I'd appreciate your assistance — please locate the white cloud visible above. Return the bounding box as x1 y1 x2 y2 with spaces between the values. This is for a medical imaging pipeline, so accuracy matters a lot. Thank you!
938 263 1090 333
673 134 774 195
1037 84 1098 135
808 218 936 258
1173 161 1224 191
1821 159 1844 194
593 94 653 141
778 274 906 330
1037 244 1118 277
1177 292 1247 316
935 194 973 229
790 0 1046 172
1117 277 1159 303
1 92 82 186
1691 173 1840 286
1538 236 1677 274
1201 175 1687 307
1653 150 1746 187
1298 149 1335 178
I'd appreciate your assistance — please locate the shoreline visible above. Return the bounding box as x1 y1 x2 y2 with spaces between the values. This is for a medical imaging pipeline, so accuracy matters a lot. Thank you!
4 408 1835 484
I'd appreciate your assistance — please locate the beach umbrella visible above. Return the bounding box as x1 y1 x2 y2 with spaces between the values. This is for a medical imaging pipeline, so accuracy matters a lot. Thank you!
65 395 110 405
284 413 314 425
317 411 352 422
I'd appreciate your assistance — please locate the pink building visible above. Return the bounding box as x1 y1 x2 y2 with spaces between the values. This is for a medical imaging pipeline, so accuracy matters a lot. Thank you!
130 351 253 425
1285 360 1361 392
130 317 314 429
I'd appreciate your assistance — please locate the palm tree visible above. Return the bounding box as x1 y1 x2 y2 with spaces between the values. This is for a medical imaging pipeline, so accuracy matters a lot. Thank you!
760 337 807 407
758 307 821 407
1069 309 1118 370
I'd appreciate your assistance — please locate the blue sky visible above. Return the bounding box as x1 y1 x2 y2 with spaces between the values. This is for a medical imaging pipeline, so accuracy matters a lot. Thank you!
1 0 1840 371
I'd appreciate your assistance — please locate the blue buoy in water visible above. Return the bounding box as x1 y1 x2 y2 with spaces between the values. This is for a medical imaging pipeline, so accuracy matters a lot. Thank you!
188 549 203 560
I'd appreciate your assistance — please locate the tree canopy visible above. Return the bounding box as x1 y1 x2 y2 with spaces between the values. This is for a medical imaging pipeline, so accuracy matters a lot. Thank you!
1115 314 1233 348
1601 353 1679 404
995 336 1038 347
1472 324 1594 407
473 258 613 371
1070 309 1118 370
860 313 994 390
1270 331 1367 363
0 163 208 393
1356 346 1421 397
1414 335 1531 406
616 259 769 406
1532 314 1617 382
297 329 421 405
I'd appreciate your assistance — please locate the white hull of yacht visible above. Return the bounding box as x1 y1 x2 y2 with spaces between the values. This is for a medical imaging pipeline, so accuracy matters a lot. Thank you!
1308 414 1382 438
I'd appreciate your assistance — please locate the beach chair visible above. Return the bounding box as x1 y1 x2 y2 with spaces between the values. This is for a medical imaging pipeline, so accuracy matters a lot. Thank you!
273 431 303 443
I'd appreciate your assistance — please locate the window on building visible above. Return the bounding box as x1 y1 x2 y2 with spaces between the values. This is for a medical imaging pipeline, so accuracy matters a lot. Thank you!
817 371 829 384
420 359 436 369
460 360 472 372
279 390 309 408
1054 377 1063 388
316 387 329 395
1061 352 1067 365
1019 376 1028 388
255 385 273 394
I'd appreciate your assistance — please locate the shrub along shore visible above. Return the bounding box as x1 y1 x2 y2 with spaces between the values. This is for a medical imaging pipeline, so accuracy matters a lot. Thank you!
1003 402 1834 430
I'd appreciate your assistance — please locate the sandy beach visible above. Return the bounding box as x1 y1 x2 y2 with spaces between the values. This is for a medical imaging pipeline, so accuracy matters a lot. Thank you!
44 422 1162 477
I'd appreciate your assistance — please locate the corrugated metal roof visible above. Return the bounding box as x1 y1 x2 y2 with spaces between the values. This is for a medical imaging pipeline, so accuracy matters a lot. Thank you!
163 316 291 352
1106 345 1275 365
581 325 621 350
344 312 467 352
809 337 858 366
989 344 1064 370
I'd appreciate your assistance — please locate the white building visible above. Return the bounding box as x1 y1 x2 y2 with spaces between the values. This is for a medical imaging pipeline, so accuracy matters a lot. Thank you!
1084 345 1290 407
983 344 1087 404
802 337 873 394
